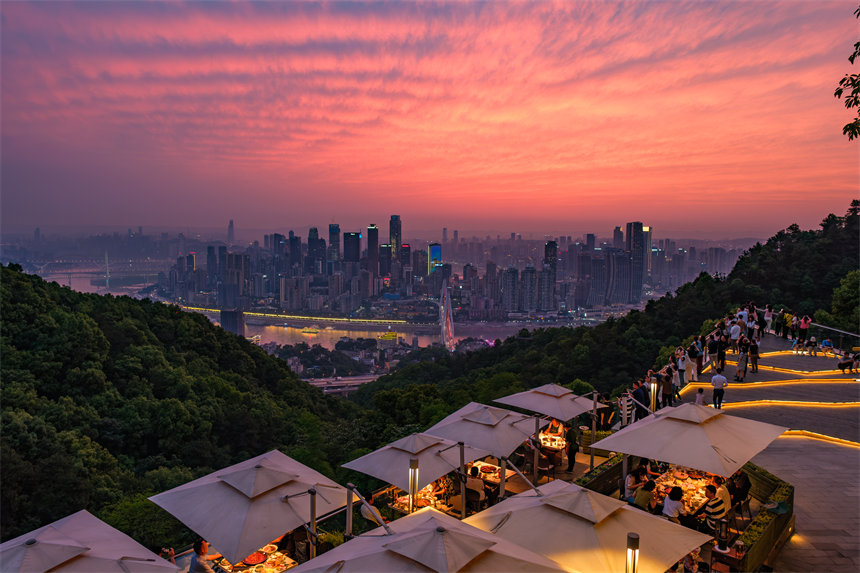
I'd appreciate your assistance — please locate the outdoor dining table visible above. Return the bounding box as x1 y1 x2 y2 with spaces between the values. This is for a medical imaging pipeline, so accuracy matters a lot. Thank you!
652 467 712 514
538 432 566 452
472 460 532 494
213 539 297 573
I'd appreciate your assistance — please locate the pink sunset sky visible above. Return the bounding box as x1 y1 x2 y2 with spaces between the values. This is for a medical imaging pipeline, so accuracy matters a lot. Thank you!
1 1 857 239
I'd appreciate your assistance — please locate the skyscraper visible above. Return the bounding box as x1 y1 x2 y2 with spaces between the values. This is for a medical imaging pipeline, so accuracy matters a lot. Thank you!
389 215 402 260
367 224 379 278
613 226 624 249
625 221 645 303
227 220 234 245
343 232 361 263
328 224 341 263
379 244 392 276
585 233 596 251
427 243 442 274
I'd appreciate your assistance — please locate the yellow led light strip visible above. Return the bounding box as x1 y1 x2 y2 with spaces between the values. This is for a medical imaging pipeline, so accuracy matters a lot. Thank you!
720 361 845 376
182 306 409 325
678 378 858 395
720 400 860 408
780 430 860 449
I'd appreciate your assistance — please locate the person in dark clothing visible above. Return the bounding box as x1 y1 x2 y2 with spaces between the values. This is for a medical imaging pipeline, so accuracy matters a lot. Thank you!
565 424 579 472
632 380 648 421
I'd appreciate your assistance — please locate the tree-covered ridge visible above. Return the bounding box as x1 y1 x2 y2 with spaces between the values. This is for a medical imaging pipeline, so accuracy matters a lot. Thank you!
0 266 363 542
352 204 860 419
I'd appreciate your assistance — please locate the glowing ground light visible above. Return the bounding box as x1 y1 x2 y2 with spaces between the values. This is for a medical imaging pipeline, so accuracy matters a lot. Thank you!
720 400 860 408
781 430 860 449
678 378 857 395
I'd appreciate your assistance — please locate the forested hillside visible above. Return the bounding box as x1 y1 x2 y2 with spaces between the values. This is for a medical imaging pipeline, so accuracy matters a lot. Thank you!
0 268 395 545
352 202 859 417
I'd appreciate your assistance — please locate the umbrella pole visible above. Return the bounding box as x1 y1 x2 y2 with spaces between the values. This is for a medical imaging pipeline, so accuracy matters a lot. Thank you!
345 483 354 539
459 441 467 520
309 488 317 560
622 455 628 500
590 391 597 471
533 416 540 485
499 457 507 500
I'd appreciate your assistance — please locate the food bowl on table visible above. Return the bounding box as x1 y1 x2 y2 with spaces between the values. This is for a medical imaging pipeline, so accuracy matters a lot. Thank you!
480 466 494 474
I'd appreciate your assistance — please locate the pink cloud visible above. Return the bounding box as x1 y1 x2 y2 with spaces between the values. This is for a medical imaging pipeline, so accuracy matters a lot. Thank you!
1 1 857 238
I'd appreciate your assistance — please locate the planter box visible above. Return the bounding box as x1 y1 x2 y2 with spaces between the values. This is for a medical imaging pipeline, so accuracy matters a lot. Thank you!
579 429 614 458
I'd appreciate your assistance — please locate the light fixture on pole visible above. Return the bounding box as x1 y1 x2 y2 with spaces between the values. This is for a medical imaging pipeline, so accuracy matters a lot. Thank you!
407 458 419 513
649 380 658 412
626 532 640 573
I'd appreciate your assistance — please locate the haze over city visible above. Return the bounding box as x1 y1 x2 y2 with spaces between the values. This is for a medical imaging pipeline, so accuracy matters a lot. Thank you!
2 1 858 239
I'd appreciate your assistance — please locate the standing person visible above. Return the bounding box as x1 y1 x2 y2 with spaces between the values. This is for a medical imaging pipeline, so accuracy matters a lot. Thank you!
717 335 728 371
619 390 634 428
707 335 720 371
565 424 580 472
661 372 674 408
798 315 812 342
632 380 648 421
774 308 785 337
686 342 699 382
190 540 221 573
788 312 798 340
677 352 688 387
696 335 705 377
764 304 774 334
746 313 758 342
749 338 760 373
729 320 741 353
711 368 728 409
735 337 749 382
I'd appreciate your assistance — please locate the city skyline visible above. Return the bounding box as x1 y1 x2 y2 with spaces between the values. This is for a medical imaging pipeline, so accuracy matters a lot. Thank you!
2 1 858 238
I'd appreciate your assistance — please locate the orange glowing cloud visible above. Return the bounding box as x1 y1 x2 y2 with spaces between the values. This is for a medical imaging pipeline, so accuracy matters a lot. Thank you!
1 1 857 238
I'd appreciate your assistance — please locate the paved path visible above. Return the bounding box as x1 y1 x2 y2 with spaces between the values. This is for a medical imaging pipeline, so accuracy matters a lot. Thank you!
701 334 860 572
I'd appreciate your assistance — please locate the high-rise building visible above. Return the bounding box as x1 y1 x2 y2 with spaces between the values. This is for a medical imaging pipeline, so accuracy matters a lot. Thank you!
413 249 428 279
427 243 442 274
586 256 606 307
520 265 537 312
501 267 519 312
288 233 302 274
625 221 645 303
613 226 624 249
643 226 653 278
389 215 402 260
379 244 392 276
343 232 361 263
328 224 341 262
585 233 596 251
606 249 632 304
227 220 234 245
399 243 411 268
367 224 379 278
308 228 327 275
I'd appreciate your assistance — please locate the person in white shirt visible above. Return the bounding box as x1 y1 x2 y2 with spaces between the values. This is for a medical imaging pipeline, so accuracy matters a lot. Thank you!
466 466 486 501
729 322 741 353
695 388 706 405
711 368 728 409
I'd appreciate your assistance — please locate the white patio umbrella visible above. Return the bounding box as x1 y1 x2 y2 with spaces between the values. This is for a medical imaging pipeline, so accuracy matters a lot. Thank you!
149 449 348 564
494 383 606 421
589 403 787 476
0 510 178 573
290 507 569 573
425 402 546 459
342 433 490 510
465 480 711 573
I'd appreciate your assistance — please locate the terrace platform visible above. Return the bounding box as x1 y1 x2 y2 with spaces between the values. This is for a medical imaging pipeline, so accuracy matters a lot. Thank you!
683 334 859 572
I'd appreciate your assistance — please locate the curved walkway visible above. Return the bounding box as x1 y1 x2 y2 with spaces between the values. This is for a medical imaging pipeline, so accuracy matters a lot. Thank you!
684 334 860 572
